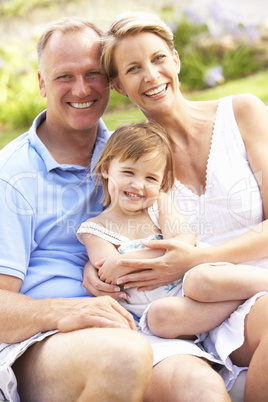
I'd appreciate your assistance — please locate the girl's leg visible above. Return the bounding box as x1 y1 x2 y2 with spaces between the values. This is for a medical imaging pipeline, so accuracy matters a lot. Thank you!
230 294 268 402
184 263 268 302
147 296 242 338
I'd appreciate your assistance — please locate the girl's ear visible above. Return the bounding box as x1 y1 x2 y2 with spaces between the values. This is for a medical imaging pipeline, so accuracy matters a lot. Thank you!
111 79 128 97
161 177 167 190
101 164 109 179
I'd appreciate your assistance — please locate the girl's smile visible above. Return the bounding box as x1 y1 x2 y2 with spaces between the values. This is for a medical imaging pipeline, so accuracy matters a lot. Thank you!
102 153 166 214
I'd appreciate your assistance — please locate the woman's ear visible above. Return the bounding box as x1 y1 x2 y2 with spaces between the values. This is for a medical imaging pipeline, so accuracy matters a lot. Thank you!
173 50 181 74
111 79 128 97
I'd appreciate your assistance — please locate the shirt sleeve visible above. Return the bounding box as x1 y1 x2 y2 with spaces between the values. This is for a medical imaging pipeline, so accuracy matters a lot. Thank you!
0 179 35 280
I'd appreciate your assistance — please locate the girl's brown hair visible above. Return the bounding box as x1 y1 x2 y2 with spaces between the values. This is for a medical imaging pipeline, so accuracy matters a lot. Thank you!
95 120 175 205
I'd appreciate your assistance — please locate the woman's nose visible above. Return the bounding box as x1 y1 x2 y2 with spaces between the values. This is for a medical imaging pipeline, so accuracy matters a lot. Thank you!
144 66 160 82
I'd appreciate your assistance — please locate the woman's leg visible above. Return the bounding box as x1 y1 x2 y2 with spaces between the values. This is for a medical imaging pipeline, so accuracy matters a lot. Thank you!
231 294 268 402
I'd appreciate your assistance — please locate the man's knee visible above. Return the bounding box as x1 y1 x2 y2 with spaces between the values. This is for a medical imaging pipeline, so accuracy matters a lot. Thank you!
14 328 153 402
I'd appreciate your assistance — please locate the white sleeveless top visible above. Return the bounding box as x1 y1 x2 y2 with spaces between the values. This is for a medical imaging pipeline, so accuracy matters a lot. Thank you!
172 95 267 267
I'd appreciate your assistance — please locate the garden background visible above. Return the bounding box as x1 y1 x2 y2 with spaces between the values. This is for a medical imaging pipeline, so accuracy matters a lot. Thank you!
0 0 268 149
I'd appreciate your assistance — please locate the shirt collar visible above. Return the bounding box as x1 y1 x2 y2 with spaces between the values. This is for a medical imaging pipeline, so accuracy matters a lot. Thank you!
28 110 111 173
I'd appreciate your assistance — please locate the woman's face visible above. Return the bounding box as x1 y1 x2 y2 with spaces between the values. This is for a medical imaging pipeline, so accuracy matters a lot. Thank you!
112 32 180 118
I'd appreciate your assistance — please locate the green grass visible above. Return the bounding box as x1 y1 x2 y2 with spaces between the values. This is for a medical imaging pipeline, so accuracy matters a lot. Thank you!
186 69 268 104
1 69 268 149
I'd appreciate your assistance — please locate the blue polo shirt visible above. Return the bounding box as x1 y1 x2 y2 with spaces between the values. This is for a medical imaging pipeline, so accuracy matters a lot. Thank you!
0 111 111 299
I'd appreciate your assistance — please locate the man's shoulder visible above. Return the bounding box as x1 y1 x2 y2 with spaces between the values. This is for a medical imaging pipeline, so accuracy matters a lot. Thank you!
0 131 37 181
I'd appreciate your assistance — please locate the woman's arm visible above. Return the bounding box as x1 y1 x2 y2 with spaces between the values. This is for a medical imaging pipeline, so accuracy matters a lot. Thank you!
107 95 268 290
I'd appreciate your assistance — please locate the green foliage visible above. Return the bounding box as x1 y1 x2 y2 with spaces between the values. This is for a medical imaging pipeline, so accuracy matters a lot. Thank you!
0 0 74 19
0 3 267 139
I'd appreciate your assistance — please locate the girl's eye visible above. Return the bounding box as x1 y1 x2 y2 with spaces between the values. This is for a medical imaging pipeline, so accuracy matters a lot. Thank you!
147 176 158 181
123 170 134 175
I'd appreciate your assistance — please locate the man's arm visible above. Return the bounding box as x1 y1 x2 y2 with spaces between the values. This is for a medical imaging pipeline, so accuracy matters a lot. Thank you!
0 273 136 344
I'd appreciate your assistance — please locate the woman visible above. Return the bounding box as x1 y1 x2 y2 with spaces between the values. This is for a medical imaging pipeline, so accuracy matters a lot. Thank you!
84 11 268 401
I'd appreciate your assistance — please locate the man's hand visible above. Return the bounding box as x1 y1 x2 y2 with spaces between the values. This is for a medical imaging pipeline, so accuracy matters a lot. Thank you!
53 295 136 332
83 261 129 300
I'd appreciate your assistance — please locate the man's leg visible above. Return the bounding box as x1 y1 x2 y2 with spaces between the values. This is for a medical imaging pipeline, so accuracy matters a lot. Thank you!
144 354 231 402
13 328 153 402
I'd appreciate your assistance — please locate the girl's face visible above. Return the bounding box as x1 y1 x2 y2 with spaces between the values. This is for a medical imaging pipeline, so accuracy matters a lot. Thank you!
102 152 166 214
112 31 180 118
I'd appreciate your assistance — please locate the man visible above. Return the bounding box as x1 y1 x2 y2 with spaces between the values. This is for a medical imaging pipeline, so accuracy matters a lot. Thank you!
0 17 153 401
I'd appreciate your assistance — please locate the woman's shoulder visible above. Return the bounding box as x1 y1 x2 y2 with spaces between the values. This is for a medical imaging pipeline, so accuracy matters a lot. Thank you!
232 93 266 116
232 94 268 143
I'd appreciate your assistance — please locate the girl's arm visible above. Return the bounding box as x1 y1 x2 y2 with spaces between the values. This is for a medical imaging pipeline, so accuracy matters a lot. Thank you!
82 221 164 286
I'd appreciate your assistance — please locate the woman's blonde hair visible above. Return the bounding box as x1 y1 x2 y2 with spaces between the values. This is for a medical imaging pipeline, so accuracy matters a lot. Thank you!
101 11 175 80
95 120 175 205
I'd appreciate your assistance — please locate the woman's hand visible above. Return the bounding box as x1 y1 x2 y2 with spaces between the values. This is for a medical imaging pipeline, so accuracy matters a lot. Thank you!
116 238 202 291
82 261 129 300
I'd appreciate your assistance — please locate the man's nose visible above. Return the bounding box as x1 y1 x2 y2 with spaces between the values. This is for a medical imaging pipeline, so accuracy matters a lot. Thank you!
72 76 89 97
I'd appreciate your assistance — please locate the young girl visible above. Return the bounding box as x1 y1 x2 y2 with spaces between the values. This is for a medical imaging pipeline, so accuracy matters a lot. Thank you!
77 121 268 339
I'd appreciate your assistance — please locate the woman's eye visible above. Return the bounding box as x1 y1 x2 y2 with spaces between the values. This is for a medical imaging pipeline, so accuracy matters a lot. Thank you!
154 54 166 62
127 66 139 73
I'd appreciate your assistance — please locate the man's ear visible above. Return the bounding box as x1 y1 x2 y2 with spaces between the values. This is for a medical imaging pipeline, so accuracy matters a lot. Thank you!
111 79 127 97
38 70 46 98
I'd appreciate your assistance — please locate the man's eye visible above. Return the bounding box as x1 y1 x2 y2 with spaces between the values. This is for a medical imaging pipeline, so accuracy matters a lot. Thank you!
59 75 71 79
87 72 101 78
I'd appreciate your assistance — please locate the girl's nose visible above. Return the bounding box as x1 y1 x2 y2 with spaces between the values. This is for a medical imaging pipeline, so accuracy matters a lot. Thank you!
131 178 144 190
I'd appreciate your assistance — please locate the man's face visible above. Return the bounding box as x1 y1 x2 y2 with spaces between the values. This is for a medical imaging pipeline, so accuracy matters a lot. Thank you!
38 28 110 136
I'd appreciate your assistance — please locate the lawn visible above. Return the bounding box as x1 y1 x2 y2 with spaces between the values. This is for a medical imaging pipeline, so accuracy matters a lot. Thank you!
0 69 268 149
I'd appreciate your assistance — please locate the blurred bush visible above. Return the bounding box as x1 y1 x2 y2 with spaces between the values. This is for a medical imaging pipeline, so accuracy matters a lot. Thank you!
0 0 267 134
